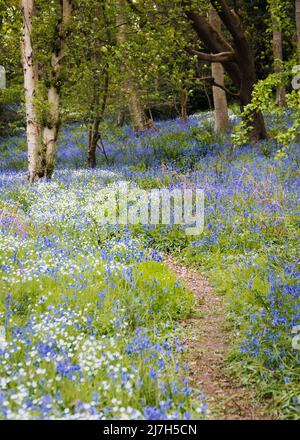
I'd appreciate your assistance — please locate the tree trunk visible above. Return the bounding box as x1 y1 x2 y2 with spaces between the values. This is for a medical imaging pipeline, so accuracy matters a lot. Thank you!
21 0 43 183
42 80 60 178
296 0 300 62
87 63 109 167
273 28 286 106
127 83 150 131
88 117 100 168
239 81 268 141
212 1 267 140
116 108 125 127
210 10 229 132
271 7 286 106
185 1 267 141
42 0 72 178
116 0 150 132
180 89 188 122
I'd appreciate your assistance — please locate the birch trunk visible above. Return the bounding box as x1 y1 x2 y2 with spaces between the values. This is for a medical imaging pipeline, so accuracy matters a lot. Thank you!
42 0 72 178
42 82 60 177
210 10 229 132
21 0 43 182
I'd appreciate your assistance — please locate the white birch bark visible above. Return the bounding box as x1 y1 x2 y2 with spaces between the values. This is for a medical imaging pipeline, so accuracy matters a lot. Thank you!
42 0 72 178
21 0 42 182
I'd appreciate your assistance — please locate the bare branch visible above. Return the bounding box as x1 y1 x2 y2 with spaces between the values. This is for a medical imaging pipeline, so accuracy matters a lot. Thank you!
199 76 241 97
210 0 245 46
211 79 240 97
188 48 236 62
183 1 241 87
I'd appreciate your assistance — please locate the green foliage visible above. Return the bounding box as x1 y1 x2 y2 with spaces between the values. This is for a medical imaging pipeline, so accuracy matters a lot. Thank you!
232 66 300 149
0 86 23 135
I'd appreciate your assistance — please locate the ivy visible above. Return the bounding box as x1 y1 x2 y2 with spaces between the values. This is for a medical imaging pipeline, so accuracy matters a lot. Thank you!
232 66 300 154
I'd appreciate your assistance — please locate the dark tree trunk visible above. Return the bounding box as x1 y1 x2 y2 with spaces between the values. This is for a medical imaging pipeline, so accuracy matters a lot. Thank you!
184 0 268 141
87 63 109 168
238 56 268 140
180 89 188 122
88 118 100 168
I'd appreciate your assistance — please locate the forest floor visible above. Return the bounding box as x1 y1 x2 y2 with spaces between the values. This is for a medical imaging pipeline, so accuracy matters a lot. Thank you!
166 256 273 420
1 118 298 419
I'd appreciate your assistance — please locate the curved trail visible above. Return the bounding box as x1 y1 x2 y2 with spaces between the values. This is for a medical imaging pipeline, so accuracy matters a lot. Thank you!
167 256 272 420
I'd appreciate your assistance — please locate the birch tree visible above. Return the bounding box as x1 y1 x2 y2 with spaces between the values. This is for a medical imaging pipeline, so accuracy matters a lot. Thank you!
21 0 43 182
42 0 72 178
21 0 72 180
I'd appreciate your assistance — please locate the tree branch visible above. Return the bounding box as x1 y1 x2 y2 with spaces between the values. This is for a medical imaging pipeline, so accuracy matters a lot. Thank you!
199 76 241 97
211 79 240 97
210 0 245 47
183 1 241 88
188 48 236 62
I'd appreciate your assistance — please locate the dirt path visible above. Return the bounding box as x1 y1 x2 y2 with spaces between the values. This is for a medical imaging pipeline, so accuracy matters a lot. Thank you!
166 256 272 420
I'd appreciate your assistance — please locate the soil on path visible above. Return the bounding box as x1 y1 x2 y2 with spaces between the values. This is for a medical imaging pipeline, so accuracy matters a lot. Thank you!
166 256 273 420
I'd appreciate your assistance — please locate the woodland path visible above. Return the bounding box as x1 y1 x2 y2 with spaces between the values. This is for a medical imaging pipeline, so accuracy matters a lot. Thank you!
166 256 273 420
